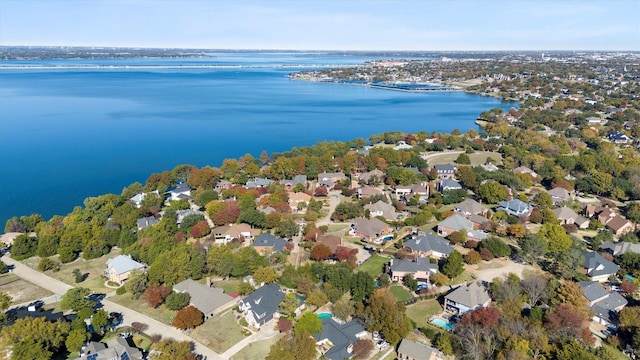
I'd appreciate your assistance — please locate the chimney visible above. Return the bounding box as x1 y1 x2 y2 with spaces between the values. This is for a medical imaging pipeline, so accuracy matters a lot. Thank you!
206 277 211 287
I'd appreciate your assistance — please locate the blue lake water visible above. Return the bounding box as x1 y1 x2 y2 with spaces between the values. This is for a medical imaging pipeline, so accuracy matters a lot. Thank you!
0 52 514 224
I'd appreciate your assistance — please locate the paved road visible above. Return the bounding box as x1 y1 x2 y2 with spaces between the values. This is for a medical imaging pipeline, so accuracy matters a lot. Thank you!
316 191 341 227
1 253 225 360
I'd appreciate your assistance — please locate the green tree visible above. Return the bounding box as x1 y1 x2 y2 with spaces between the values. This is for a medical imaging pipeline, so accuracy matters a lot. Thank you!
350 271 375 302
362 288 412 346
65 328 90 353
518 234 548 263
279 292 301 319
91 309 109 335
403 273 418 291
1 317 70 355
73 268 83 283
10 234 38 260
60 288 94 312
10 339 52 360
480 237 511 258
456 153 471 165
306 289 329 309
538 222 571 253
456 166 477 188
165 292 191 311
275 220 299 238
149 339 198 360
442 250 464 278
266 329 318 360
253 266 278 284
433 332 454 355
332 296 355 322
36 234 59 258
125 269 148 299
533 192 554 209
0 260 7 274
293 312 323 335
477 181 508 204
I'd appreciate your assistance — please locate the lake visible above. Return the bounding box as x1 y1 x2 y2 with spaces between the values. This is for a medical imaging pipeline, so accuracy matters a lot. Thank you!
0 52 514 224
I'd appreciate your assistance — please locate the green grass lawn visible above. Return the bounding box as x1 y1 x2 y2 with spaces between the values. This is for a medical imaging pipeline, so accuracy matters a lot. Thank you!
449 272 473 286
406 299 443 328
326 224 349 233
23 248 121 294
389 285 412 302
357 254 391 278
211 278 241 295
190 310 246 353
232 334 284 360
109 293 176 325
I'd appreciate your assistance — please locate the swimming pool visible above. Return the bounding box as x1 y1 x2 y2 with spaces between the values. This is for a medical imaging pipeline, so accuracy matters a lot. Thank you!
317 312 333 319
383 235 393 242
431 317 454 331
625 274 637 281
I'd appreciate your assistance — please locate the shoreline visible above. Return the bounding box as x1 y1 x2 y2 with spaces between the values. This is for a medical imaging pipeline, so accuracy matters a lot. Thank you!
289 76 464 93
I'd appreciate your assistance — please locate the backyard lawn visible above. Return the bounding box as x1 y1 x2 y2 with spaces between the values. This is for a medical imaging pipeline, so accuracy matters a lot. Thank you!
190 310 247 353
211 278 241 295
406 299 444 328
109 293 176 325
389 285 412 302
357 254 391 278
231 334 284 360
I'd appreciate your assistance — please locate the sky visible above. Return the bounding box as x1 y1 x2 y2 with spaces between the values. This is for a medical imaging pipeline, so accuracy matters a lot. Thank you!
0 0 638 51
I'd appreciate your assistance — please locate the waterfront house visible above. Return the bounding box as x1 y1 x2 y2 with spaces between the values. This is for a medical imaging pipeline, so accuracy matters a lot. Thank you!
364 200 397 222
315 318 367 360
238 283 285 329
579 281 628 329
583 252 620 282
390 257 438 283
444 282 491 315
172 279 234 319
403 233 453 259
169 183 191 201
397 339 445 360
129 190 159 208
104 255 145 285
350 217 390 241
176 209 204 225
251 233 287 254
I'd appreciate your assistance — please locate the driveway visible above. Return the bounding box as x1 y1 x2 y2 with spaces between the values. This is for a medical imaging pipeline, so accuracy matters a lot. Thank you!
316 191 341 227
1 253 225 360
220 319 279 359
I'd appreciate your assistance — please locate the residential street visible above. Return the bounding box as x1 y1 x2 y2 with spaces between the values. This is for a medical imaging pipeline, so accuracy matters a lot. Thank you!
1 253 225 360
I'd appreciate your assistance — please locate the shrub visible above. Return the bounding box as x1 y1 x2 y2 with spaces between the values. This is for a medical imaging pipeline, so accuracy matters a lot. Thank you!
58 247 77 263
37 257 60 272
0 261 7 274
480 248 494 261
464 240 479 249
144 285 171 308
464 250 481 265
172 306 204 330
116 286 127 295
165 292 191 311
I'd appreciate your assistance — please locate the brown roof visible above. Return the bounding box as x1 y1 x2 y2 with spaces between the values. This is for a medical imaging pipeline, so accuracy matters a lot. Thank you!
316 234 343 252
606 215 632 232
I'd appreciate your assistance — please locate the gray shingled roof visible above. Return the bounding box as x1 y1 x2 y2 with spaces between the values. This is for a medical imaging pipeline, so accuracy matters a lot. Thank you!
397 339 442 360
316 318 365 360
404 233 453 256
600 241 640 256
391 257 438 275
252 233 287 252
173 279 233 315
437 214 473 232
591 291 628 323
455 198 486 215
578 281 609 302
583 252 620 277
445 282 491 308
434 164 456 172
352 217 388 239
440 178 462 190
242 283 285 322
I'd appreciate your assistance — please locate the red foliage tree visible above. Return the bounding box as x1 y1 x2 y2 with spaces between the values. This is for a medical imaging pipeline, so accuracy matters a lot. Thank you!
459 307 501 328
620 279 639 294
304 228 323 242
310 244 332 261
352 339 374 360
272 202 291 214
211 203 240 224
544 303 594 344
334 246 358 261
144 285 171 308
479 248 494 261
314 186 328 197
278 319 292 333
172 305 204 330
190 221 211 238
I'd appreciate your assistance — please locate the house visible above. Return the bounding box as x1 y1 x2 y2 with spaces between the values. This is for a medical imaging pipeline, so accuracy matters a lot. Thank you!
176 209 204 224
454 198 488 217
288 191 312 213
280 175 308 190
354 169 385 184
587 116 604 125
104 255 145 285
357 186 383 199
512 166 539 179
364 200 397 222
393 141 413 150
433 164 456 179
252 233 287 254
607 131 632 144
579 281 628 329
257 205 276 215
238 283 285 329
350 217 390 241
600 241 640 256
212 223 260 243
397 339 445 360
214 179 233 192
553 207 589 229
438 179 462 192
605 215 635 236
136 215 158 231
583 252 621 282
481 163 499 172
315 318 367 360
497 199 533 217
390 257 438 283
548 187 573 204
246 177 274 189
444 282 492 315
318 172 347 183
403 233 453 259
169 183 191 201
394 183 429 202
315 234 343 253
74 337 143 360
129 190 159 208
436 213 488 241
173 279 234 319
